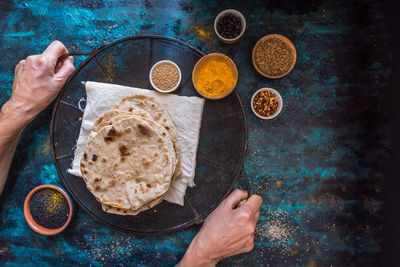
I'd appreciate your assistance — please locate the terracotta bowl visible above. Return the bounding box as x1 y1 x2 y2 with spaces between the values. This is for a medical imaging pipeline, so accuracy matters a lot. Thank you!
192 53 238 100
252 34 297 79
24 185 73 236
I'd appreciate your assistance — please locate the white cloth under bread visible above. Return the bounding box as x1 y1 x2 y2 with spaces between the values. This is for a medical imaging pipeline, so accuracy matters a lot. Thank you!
68 81 205 206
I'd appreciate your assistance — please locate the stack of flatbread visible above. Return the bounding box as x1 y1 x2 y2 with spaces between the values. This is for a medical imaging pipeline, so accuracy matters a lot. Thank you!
80 94 180 215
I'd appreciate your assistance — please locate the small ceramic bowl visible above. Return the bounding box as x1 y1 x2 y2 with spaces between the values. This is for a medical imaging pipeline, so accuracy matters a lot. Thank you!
149 60 181 93
252 34 297 79
214 9 246 44
192 53 238 100
251 88 283 119
24 184 73 236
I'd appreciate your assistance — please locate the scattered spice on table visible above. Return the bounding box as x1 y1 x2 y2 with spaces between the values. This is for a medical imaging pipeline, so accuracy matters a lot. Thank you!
255 38 294 77
195 58 236 97
217 13 242 39
256 208 297 251
152 63 180 91
253 91 279 117
29 188 69 229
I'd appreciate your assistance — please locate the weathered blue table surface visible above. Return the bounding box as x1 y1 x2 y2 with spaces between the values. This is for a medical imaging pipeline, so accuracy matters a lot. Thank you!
0 0 391 266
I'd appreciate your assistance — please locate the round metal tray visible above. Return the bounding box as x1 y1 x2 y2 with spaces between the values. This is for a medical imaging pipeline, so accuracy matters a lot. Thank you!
50 36 248 235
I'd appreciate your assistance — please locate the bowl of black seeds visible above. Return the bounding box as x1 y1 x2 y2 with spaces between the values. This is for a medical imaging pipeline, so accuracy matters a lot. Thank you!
214 9 246 44
24 185 73 235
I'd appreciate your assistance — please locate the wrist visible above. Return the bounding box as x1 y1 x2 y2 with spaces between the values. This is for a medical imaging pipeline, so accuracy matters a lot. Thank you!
1 100 34 128
178 236 217 267
0 101 32 133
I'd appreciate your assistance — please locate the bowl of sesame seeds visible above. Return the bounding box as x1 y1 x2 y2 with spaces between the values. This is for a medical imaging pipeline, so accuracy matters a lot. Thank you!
252 34 297 79
149 60 181 93
251 88 283 119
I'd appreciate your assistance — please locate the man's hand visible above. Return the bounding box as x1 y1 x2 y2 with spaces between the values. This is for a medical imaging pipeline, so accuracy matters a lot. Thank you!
178 189 263 267
0 41 75 196
1 40 75 128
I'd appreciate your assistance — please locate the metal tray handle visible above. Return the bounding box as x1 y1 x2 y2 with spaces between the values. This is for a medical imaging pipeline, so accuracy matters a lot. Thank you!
57 51 93 65
236 168 252 208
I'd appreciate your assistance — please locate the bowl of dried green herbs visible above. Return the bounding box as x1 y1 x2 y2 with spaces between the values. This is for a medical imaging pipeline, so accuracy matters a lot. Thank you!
252 34 296 79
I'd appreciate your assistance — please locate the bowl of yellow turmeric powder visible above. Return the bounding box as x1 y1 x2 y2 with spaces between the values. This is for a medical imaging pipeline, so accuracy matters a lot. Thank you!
192 53 238 100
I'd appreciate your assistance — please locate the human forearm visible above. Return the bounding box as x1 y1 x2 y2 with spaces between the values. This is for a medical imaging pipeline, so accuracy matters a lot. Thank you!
0 41 75 196
0 102 29 195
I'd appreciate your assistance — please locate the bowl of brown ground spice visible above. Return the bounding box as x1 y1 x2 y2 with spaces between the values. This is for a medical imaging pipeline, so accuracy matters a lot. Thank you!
251 88 283 119
150 60 181 93
252 34 297 79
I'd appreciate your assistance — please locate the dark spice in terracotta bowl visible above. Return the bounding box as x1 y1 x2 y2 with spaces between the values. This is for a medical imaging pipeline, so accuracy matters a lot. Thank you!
29 188 69 229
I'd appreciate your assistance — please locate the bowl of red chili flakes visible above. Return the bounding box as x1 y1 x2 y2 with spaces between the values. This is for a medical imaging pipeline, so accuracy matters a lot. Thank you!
251 88 283 119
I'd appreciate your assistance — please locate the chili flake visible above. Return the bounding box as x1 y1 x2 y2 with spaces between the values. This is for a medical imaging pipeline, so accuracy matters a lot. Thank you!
252 91 279 117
